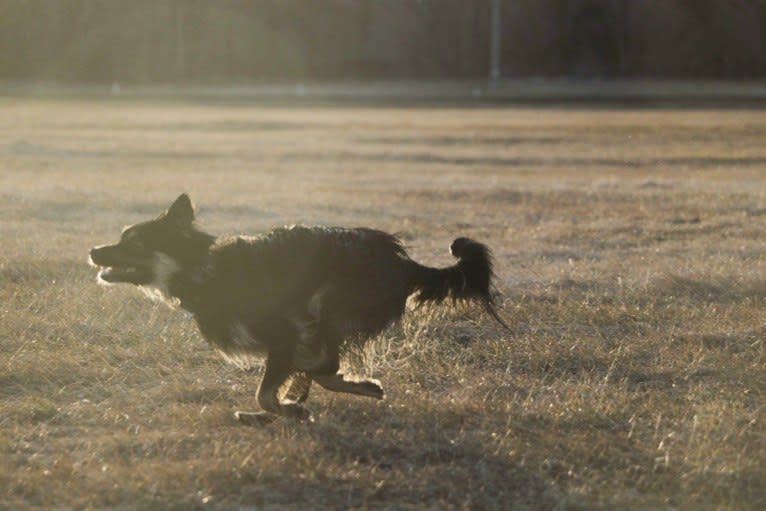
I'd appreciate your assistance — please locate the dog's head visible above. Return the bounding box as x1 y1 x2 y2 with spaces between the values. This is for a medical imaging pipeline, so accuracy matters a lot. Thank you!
90 193 205 287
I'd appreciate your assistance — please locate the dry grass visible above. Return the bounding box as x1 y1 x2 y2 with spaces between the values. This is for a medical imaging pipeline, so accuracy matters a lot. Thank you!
1 97 765 510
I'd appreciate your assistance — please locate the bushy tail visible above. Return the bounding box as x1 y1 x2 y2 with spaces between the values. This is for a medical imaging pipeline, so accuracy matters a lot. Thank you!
411 237 509 330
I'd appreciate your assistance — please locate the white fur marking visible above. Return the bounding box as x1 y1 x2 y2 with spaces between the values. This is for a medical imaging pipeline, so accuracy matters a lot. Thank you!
288 284 332 370
230 323 265 352
291 316 318 344
219 323 267 369
139 252 181 307
307 284 329 318
292 314 327 371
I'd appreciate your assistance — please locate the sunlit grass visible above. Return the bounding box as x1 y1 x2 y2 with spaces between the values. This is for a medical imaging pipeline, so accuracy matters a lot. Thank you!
1 97 765 509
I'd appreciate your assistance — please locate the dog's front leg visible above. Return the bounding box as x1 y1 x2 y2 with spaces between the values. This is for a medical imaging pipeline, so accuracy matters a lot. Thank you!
235 346 311 425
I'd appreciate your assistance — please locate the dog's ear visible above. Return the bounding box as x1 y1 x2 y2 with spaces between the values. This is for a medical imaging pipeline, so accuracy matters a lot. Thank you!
166 193 195 225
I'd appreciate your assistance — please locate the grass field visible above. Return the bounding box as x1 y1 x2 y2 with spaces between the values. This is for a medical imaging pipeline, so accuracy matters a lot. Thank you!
1 97 765 510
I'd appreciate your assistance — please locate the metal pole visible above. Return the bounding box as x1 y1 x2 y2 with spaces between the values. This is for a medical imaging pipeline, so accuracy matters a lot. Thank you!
489 0 501 88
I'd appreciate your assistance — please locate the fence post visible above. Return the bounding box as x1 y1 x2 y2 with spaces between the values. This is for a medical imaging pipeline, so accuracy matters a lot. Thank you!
489 0 502 88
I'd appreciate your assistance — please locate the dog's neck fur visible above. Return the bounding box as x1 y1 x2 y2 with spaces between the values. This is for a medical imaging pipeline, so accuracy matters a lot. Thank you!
140 252 183 307
141 229 217 312
142 253 215 312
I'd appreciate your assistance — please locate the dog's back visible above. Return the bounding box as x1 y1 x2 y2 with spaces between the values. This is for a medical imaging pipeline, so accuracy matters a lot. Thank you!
207 225 497 348
204 226 414 344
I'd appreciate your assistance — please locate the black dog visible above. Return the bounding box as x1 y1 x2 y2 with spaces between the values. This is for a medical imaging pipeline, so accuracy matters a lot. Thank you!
90 194 506 423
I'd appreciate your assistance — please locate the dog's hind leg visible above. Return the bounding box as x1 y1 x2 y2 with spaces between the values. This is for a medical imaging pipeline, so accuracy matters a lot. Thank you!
312 373 385 400
300 318 383 400
283 372 312 404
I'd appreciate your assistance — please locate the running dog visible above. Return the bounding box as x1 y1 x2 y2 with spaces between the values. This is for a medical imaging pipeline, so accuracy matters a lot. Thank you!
90 194 506 424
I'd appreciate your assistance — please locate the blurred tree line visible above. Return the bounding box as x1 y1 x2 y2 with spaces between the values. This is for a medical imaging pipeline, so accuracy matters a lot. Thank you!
1 0 764 83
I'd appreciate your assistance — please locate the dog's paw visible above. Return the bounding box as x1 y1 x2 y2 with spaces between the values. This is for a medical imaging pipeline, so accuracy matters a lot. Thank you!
282 403 314 422
361 380 385 400
234 410 278 427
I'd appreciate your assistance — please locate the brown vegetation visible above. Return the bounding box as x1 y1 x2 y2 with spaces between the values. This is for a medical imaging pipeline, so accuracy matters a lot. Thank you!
1 97 765 509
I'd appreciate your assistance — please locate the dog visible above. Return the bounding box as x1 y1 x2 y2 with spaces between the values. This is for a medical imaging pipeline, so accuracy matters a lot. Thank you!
90 194 507 424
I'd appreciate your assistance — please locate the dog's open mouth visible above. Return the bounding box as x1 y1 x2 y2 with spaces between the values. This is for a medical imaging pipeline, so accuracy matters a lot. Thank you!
90 245 153 285
98 265 148 283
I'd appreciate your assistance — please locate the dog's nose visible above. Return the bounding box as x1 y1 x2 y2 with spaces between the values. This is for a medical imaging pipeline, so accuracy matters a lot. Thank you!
89 245 105 266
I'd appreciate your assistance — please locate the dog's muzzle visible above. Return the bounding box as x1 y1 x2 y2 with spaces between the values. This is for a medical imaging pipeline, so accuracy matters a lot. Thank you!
89 244 153 284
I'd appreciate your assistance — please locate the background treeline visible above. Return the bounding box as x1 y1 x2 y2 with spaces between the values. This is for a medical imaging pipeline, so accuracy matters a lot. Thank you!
1 0 765 83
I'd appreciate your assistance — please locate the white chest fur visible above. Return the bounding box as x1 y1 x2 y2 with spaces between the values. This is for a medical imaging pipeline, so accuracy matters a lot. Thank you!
140 252 181 307
217 323 268 369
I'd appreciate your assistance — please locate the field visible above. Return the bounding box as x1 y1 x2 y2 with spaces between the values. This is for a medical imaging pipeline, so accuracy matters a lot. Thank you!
1 96 765 510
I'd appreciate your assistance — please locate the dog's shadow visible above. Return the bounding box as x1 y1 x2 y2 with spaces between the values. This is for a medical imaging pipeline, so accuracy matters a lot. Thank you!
240 399 567 508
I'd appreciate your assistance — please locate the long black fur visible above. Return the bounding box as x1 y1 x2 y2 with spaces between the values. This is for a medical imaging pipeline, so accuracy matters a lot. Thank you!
90 194 506 422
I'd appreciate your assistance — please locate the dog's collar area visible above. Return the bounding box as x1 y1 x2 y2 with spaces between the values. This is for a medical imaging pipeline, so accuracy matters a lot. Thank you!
161 260 215 314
